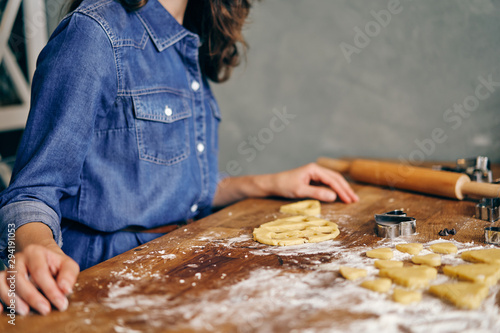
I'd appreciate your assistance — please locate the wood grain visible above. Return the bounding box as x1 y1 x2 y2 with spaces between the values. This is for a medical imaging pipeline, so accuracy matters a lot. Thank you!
1 165 499 332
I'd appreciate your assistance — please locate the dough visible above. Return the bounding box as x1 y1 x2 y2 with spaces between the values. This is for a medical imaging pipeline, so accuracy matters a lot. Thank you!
392 288 422 304
374 260 404 269
396 243 423 255
279 200 321 216
379 266 437 289
443 263 500 286
412 254 441 267
461 248 500 264
429 242 458 254
360 278 392 293
366 248 393 260
429 282 489 310
339 266 367 280
253 216 339 246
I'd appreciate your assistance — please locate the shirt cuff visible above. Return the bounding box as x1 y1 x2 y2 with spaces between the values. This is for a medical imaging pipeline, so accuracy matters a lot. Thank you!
0 201 62 264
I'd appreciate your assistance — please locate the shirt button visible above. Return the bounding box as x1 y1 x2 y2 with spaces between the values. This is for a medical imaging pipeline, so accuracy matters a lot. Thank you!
191 80 200 91
164 106 172 116
190 204 198 213
197 143 205 153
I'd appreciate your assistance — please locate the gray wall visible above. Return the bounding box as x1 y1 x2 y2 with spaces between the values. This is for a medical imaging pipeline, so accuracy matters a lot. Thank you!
212 0 500 177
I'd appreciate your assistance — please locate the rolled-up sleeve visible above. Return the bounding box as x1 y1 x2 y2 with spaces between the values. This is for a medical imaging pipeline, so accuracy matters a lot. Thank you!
0 12 117 261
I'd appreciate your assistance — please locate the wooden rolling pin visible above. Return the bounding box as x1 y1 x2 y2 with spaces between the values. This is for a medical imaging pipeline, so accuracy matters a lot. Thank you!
317 157 500 200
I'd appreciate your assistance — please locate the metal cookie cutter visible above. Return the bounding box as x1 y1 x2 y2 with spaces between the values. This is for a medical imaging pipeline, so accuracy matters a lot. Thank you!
433 156 492 183
484 227 500 245
375 210 417 239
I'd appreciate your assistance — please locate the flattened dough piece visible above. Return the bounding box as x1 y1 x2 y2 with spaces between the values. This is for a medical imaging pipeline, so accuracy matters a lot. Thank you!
429 242 458 254
443 263 500 286
361 278 392 293
379 266 437 289
366 248 393 260
374 260 404 269
396 243 423 255
279 200 321 216
412 254 441 267
340 266 367 280
461 248 500 264
253 216 339 246
392 288 422 304
429 282 489 310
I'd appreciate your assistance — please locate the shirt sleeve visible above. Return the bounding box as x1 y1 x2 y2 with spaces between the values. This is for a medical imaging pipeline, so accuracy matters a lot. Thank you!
0 12 117 260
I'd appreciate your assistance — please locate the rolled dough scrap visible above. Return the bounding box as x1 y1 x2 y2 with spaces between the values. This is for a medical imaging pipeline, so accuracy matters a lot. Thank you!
279 200 321 216
379 266 437 289
374 260 404 269
429 242 458 254
340 266 367 280
392 288 422 304
461 248 500 264
253 216 339 246
443 263 500 286
429 282 489 310
396 243 423 255
366 248 393 260
360 278 392 293
412 254 441 267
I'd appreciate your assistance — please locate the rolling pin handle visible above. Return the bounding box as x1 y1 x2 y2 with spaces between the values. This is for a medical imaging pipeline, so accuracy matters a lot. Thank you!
316 157 351 174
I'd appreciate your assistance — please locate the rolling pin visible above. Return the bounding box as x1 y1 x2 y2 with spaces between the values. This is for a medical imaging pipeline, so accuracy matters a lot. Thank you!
317 157 500 200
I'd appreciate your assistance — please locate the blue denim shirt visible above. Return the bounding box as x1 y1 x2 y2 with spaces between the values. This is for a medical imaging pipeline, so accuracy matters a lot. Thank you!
0 0 221 269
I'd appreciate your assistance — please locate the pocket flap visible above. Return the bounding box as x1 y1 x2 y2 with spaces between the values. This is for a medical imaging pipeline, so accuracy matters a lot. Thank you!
133 92 192 123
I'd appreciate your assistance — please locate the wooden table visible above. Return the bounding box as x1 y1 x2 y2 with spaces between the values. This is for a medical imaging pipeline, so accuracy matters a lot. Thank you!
3 165 500 332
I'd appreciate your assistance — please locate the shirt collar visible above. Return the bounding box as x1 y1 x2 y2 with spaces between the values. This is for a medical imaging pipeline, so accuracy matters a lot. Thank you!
135 0 198 52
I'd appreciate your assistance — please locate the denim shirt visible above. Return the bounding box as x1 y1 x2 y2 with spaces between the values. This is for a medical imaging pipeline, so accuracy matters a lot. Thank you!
0 0 221 269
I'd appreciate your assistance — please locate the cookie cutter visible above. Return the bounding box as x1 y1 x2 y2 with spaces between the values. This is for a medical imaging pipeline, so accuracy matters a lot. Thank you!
375 210 417 239
475 195 500 223
432 156 492 183
484 226 500 245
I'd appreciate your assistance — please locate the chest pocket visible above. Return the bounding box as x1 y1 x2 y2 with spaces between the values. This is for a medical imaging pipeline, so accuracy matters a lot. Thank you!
133 92 192 165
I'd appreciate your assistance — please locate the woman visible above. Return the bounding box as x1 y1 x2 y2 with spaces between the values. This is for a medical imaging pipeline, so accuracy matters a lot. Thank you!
0 0 358 316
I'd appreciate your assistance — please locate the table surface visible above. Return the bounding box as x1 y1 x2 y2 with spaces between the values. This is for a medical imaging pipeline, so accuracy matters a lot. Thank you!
2 164 500 333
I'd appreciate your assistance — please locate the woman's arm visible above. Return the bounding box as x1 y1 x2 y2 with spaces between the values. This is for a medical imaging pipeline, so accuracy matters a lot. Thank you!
213 163 359 207
0 223 79 316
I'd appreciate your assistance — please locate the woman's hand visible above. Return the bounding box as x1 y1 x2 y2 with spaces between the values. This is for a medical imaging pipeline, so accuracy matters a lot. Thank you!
262 163 359 203
213 163 359 207
0 224 80 316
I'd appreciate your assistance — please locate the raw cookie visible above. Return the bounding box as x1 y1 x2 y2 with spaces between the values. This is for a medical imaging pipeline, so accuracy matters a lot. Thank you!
392 288 422 304
379 266 437 289
360 278 392 293
429 242 458 254
366 248 393 260
340 266 367 280
443 263 500 286
461 248 500 264
279 200 321 216
253 216 339 246
396 243 423 255
429 282 489 310
374 260 404 269
412 254 441 267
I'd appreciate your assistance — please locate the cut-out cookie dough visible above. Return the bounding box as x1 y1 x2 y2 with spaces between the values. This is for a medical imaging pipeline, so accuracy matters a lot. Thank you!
412 254 441 267
379 265 437 289
461 248 500 264
340 266 367 280
429 282 489 310
396 243 423 255
279 200 321 216
360 278 392 293
429 242 458 254
366 248 393 260
392 288 422 304
443 263 500 286
253 216 339 246
374 260 404 269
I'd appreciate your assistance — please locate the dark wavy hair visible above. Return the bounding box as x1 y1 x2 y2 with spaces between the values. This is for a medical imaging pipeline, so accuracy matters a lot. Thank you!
68 0 253 82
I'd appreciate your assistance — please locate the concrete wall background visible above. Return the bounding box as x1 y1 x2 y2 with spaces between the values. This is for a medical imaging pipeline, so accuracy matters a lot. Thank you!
212 0 500 176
